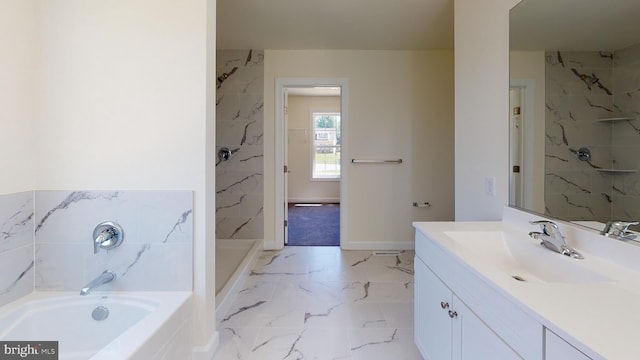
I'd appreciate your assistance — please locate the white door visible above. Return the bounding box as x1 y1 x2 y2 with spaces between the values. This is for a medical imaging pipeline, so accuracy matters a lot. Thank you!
453 298 522 360
283 88 289 245
415 258 453 360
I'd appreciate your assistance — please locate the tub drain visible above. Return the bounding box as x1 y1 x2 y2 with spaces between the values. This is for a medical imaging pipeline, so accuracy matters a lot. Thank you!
92 306 109 321
512 275 526 282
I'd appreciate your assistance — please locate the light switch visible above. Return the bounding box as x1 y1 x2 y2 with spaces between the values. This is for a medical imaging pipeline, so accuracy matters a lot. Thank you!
485 176 496 196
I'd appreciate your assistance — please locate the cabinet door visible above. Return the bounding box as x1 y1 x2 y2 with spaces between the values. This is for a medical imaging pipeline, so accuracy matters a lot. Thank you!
545 329 591 360
415 258 453 360
453 298 522 360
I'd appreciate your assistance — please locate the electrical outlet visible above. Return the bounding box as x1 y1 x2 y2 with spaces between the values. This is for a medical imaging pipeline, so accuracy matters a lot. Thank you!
485 176 496 196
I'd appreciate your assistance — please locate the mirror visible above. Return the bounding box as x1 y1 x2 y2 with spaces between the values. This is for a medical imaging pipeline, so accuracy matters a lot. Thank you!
509 0 640 232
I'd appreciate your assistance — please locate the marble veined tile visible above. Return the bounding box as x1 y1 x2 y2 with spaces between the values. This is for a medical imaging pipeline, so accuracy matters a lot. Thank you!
34 191 193 244
34 190 193 291
0 191 33 253
349 328 421 360
214 327 260 360
214 247 419 359
249 326 352 360
0 245 34 307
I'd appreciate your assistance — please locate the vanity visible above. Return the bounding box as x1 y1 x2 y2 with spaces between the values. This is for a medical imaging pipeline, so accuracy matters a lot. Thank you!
413 207 640 360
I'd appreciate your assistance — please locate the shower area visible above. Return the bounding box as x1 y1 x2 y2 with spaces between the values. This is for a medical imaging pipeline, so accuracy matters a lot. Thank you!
544 44 640 224
214 49 264 311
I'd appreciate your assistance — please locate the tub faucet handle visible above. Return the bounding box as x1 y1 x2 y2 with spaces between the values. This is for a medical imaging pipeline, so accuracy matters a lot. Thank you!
93 221 124 254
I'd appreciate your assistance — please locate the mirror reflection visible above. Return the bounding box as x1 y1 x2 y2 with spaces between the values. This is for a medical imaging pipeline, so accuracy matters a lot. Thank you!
509 0 640 232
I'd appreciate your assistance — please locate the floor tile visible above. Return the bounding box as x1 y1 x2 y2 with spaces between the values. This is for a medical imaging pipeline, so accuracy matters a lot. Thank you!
349 328 422 360
214 246 423 360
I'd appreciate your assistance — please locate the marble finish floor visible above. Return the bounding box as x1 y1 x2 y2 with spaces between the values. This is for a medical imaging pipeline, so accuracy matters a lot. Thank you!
213 246 423 360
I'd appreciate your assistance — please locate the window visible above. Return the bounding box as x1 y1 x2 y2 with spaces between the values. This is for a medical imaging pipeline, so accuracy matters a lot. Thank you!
311 112 341 180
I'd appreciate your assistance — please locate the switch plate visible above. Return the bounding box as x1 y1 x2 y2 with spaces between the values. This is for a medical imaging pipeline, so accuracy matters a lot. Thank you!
485 176 496 196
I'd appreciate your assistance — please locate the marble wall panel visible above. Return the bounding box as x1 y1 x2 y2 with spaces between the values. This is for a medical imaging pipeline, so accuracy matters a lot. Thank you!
216 49 264 239
545 51 614 221
0 191 34 306
612 43 640 224
545 45 640 224
34 191 193 291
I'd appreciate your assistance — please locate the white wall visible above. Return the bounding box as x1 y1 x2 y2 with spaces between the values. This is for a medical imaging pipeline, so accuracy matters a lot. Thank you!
0 0 217 353
454 0 521 220
0 0 36 193
287 95 340 203
265 50 454 249
510 51 546 214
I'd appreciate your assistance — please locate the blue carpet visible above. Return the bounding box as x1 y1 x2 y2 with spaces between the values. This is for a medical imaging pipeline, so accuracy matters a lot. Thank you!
287 203 340 246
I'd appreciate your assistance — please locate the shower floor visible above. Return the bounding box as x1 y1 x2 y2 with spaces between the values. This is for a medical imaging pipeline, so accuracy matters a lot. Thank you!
215 240 256 294
215 239 262 320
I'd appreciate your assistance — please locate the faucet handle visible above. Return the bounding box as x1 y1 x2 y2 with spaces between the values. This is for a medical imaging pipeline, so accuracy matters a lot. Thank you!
93 221 124 254
529 220 562 237
601 220 639 240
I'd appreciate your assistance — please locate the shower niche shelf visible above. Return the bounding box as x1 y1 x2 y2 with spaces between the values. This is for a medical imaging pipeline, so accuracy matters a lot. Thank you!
597 168 637 174
595 116 635 123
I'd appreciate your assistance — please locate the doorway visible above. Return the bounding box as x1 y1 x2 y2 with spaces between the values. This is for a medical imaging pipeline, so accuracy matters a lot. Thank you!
275 78 349 248
509 79 535 210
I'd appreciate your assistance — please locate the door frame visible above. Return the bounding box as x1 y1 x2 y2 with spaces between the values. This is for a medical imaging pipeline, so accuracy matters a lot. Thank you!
275 77 349 248
509 79 535 210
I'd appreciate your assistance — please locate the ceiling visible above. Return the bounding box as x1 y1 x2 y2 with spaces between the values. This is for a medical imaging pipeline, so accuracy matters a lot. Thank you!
510 0 640 51
216 0 454 50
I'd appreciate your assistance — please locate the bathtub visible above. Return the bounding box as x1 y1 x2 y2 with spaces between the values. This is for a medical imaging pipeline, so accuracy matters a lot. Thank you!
0 291 192 360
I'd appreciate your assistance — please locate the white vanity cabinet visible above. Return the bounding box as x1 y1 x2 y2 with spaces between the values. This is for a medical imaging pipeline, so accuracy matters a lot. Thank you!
414 212 640 359
545 329 591 360
414 227 542 360
415 257 521 360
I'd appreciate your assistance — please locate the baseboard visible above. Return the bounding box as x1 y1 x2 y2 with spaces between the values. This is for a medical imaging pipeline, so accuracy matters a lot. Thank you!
192 330 220 360
287 197 340 204
341 240 415 250
262 239 282 250
264 238 414 251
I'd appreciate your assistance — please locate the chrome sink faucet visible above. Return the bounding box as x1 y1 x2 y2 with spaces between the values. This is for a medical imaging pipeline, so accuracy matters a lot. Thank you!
529 220 583 259
80 270 116 295
601 220 639 241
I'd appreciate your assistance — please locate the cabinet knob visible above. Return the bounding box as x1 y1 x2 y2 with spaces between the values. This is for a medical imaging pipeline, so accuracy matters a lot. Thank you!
448 310 458 318
440 301 449 309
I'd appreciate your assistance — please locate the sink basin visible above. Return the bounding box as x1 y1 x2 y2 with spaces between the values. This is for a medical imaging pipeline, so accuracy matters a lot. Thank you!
443 231 611 284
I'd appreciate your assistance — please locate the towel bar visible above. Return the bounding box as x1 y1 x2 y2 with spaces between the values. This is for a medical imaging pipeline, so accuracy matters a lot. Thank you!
351 159 403 164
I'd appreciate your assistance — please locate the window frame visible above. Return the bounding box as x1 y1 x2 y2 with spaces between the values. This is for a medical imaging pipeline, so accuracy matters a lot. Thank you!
310 111 341 181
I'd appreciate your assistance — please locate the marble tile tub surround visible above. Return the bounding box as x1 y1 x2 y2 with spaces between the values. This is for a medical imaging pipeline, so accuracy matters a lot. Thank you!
34 190 193 292
214 246 421 360
0 191 34 307
216 49 265 240
545 45 640 224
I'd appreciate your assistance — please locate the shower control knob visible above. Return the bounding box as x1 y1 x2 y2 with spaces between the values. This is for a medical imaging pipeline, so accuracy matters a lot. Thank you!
93 221 124 254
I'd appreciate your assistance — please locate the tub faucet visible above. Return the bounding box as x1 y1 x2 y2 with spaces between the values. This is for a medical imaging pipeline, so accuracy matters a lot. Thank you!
528 220 583 259
80 270 116 295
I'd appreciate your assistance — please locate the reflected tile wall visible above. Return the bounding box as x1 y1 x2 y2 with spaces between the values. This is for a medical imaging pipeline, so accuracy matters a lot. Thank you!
0 192 34 306
612 43 640 223
216 49 264 239
545 50 615 222
545 46 640 224
34 191 193 291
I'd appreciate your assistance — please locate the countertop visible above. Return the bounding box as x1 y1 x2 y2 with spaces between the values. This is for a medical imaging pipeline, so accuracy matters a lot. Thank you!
413 214 640 360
